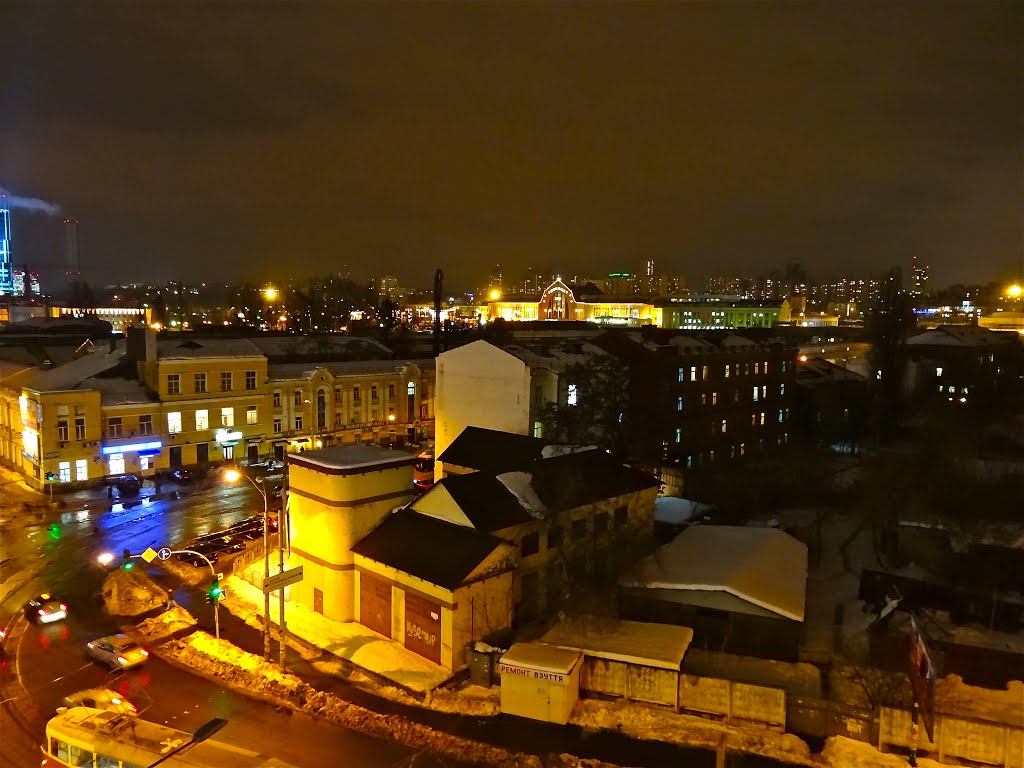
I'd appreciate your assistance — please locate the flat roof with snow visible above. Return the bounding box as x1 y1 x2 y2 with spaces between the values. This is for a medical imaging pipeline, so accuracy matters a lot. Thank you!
500 642 582 675
540 616 692 670
287 444 417 474
622 525 807 622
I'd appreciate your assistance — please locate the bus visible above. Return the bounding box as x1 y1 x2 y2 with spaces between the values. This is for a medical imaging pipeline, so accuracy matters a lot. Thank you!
41 707 298 768
412 450 434 491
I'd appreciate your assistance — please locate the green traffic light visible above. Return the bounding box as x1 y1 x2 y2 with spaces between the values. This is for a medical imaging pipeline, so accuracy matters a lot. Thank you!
209 577 223 601
48 523 61 540
123 561 134 571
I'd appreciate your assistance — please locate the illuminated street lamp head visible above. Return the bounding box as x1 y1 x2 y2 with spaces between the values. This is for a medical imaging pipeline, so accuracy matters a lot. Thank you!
489 289 501 301
388 413 396 422
263 287 279 301
96 552 114 567
223 468 241 483
1007 284 1023 299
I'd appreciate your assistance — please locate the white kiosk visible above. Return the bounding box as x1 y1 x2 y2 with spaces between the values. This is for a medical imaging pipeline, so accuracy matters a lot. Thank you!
498 642 582 725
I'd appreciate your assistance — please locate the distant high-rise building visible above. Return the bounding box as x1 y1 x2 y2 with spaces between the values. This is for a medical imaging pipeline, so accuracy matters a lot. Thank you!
704 273 746 296
911 255 929 297
0 197 13 295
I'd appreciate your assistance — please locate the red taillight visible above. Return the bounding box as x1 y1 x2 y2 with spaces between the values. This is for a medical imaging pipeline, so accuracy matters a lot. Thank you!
38 609 45 616
117 656 128 665
59 603 67 611
129 704 138 713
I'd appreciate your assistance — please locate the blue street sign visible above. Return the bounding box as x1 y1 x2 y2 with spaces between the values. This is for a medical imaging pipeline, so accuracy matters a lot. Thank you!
157 547 172 561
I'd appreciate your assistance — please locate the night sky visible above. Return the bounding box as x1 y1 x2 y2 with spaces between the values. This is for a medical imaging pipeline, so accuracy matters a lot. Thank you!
2 2 1021 292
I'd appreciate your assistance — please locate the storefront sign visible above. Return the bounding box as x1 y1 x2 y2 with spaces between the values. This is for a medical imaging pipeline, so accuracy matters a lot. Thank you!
101 440 162 455
497 664 565 683
245 435 265 443
44 451 59 459
215 429 243 445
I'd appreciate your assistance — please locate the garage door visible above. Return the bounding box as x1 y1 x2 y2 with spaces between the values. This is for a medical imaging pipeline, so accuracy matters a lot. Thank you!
359 574 391 638
404 592 442 664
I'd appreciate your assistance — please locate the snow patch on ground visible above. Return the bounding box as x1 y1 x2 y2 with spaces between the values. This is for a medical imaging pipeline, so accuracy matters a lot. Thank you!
223 573 452 693
935 675 1024 726
132 606 196 643
820 736 967 768
102 568 169 616
571 698 815 766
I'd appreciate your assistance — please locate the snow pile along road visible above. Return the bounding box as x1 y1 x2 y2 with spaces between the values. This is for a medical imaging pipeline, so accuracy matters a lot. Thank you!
102 568 169 616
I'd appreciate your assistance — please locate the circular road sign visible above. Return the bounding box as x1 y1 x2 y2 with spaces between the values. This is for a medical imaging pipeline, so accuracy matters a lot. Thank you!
157 547 172 561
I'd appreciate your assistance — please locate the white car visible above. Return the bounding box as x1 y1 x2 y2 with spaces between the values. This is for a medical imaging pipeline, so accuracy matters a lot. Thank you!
85 634 149 670
62 687 138 715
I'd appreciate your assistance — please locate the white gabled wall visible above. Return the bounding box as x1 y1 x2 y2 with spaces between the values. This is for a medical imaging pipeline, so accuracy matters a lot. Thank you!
435 341 530 480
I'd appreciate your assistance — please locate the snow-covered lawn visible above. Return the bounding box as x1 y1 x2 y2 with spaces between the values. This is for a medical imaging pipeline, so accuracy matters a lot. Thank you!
133 606 197 643
821 736 967 768
222 573 452 693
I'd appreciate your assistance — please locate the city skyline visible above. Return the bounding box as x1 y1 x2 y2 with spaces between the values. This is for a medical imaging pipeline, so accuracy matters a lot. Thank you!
2 3 1021 291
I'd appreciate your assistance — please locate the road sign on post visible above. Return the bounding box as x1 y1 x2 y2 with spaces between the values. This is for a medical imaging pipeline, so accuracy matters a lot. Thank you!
262 566 303 594
140 547 158 564
157 547 172 561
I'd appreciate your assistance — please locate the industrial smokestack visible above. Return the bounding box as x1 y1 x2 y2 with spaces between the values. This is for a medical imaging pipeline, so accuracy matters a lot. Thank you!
433 268 443 358
65 219 80 279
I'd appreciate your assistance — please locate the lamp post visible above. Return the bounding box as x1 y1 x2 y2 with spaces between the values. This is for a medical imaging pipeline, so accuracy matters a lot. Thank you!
224 468 271 661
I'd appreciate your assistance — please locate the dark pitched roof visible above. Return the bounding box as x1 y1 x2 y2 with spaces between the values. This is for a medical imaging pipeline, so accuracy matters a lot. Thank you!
433 472 535 532
351 509 507 590
527 450 660 511
437 426 552 473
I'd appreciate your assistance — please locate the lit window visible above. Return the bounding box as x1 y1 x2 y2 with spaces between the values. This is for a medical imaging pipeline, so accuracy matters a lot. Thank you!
567 384 578 406
58 461 71 483
533 421 543 438
247 406 258 425
140 456 152 471
407 381 416 395
754 362 760 374
167 412 182 434
752 386 759 402
676 396 683 411
720 419 727 434
778 409 784 423
221 407 234 427
675 427 681 443
724 365 730 378
690 366 697 382
780 384 785 396
195 409 209 431
677 367 685 382
75 459 88 481
701 365 708 381
760 412 766 425
712 392 718 405
935 367 943 377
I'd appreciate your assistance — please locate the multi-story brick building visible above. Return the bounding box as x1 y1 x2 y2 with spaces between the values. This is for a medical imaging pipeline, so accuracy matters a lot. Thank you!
591 329 798 470
0 329 435 490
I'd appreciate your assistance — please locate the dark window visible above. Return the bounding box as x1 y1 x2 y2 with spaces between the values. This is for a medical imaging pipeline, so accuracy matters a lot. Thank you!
520 532 540 557
245 370 257 390
594 513 610 534
614 506 628 527
548 525 564 549
571 518 588 540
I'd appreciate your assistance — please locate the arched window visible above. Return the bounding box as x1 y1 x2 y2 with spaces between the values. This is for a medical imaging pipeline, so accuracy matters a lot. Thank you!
316 389 328 431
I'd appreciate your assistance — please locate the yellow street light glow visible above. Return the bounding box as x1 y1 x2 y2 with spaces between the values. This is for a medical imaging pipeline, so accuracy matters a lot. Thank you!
263 288 279 301
1007 284 1023 298
223 468 242 483
97 552 114 566
388 413 396 422
489 289 501 300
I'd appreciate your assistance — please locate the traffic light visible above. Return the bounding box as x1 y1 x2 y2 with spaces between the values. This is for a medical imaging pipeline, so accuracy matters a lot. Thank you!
122 548 134 571
47 523 61 540
208 576 223 603
45 471 56 482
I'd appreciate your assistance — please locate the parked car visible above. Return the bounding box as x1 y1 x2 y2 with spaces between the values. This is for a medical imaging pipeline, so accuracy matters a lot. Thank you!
178 548 219 568
205 535 246 555
24 594 67 624
114 475 141 495
170 469 192 482
85 634 149 670
62 687 138 715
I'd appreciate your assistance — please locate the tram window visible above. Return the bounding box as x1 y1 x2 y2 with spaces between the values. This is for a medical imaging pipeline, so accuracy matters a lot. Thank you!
69 745 93 766
55 740 69 761
96 756 119 768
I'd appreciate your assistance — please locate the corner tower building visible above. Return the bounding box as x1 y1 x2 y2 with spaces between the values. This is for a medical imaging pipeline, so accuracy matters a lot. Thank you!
286 445 417 621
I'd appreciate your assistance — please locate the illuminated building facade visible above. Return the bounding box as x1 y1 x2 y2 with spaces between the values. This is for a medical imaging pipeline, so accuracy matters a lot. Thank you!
488 278 657 326
0 201 13 295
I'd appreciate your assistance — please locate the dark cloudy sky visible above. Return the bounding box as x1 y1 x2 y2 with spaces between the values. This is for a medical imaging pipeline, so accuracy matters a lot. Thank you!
2 2 1021 292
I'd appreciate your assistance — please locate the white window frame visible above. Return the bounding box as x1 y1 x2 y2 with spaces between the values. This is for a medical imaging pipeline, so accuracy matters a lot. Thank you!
167 412 182 434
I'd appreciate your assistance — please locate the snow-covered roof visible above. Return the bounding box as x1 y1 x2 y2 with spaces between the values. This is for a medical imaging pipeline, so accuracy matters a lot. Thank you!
541 444 598 459
288 444 416 473
654 496 713 525
495 471 546 517
500 642 581 675
907 326 1011 348
623 525 807 622
17 344 126 392
156 337 264 359
267 359 424 381
540 616 692 671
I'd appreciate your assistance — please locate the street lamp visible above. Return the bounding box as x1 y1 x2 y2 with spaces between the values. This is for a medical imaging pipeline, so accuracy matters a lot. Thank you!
224 467 272 661
96 552 115 567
